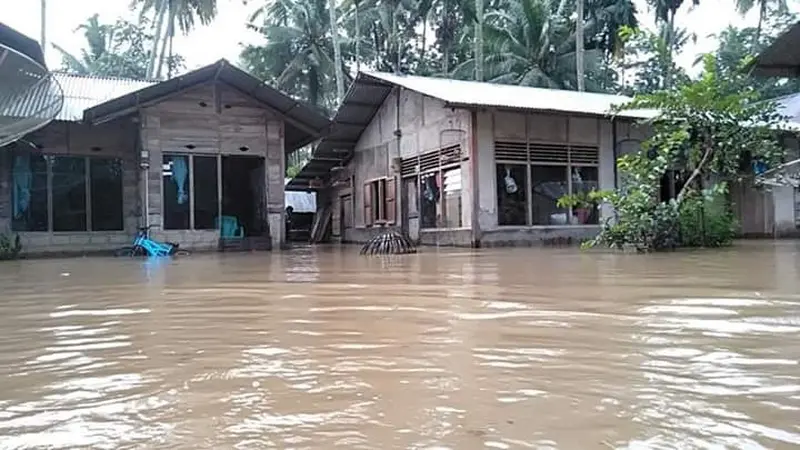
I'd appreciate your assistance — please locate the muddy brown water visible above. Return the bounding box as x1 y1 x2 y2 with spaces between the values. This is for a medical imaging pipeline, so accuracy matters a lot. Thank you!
1 242 799 449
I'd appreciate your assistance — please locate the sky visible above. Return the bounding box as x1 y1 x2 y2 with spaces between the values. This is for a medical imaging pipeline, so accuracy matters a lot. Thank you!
0 0 785 77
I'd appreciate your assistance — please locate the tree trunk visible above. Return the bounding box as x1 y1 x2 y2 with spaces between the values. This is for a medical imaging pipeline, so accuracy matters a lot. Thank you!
328 0 345 103
155 9 175 80
354 0 361 72
663 12 675 89
753 0 765 51
576 0 585 91
167 31 174 78
474 0 484 81
420 18 427 73
40 0 46 51
148 0 167 79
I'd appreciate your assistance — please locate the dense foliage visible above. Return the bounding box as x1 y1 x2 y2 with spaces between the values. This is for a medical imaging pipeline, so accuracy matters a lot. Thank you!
585 56 787 252
54 14 184 79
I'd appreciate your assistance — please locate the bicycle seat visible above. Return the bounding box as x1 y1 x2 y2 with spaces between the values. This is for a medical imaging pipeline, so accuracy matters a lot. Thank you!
138 225 153 232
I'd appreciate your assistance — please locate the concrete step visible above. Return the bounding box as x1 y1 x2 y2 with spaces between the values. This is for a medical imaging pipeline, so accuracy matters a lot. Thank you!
218 236 272 252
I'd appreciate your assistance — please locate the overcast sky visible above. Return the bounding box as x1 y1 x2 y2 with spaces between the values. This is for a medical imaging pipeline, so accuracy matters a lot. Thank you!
0 0 785 77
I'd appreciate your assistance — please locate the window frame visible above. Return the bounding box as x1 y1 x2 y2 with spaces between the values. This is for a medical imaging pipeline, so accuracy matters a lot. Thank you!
362 176 396 227
400 145 465 230
9 152 125 233
495 141 600 227
161 153 222 231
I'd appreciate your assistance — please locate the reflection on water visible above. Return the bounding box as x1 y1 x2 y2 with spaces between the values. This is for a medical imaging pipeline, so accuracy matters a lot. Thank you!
1 241 800 449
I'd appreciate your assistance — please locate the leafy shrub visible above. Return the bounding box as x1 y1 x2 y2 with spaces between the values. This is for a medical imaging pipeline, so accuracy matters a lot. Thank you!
677 186 737 247
0 234 22 260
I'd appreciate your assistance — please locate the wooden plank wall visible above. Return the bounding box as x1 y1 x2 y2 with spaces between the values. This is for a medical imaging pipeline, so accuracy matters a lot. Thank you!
139 82 286 247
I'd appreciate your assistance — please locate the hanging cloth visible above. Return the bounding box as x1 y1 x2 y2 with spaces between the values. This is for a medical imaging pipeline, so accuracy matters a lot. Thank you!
504 167 518 194
12 153 31 219
172 157 188 204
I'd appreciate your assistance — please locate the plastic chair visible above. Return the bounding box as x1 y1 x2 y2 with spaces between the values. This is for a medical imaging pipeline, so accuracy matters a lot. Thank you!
217 215 245 238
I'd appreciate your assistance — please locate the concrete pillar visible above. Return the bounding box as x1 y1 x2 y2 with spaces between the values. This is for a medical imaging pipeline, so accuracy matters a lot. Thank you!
598 120 616 222
475 110 497 232
0 151 10 232
772 185 796 237
140 115 163 230
265 120 286 249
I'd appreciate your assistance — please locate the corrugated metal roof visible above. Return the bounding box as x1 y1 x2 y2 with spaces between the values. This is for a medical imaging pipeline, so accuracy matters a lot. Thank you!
2 72 153 124
362 71 655 119
286 71 654 190
54 72 154 121
286 73 393 190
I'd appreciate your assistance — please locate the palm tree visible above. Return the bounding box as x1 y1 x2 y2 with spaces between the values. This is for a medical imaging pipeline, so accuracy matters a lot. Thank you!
329 0 346 103
132 0 217 79
52 15 158 79
646 0 698 88
52 14 113 75
241 0 349 111
452 0 601 90
734 0 788 50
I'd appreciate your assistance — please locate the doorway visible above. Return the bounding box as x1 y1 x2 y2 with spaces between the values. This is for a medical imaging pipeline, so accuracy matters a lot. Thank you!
221 155 266 237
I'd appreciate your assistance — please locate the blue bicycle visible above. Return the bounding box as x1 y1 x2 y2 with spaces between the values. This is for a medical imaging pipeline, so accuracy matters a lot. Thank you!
114 226 190 257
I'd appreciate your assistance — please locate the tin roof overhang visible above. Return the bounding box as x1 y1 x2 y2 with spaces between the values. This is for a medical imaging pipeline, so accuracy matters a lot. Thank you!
286 73 393 191
0 23 46 68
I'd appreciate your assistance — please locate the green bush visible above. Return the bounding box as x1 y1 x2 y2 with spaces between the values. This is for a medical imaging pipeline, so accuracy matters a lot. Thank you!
0 234 22 260
678 187 737 248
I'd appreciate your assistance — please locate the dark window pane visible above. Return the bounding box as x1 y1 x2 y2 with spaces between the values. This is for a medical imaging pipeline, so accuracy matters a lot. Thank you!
163 154 191 230
497 164 527 226
531 165 567 225
10 151 48 231
571 166 599 225
52 156 87 231
420 173 439 229
193 156 218 230
90 158 124 231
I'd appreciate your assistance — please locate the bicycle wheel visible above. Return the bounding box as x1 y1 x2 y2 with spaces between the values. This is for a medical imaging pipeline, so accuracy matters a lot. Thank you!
113 246 135 257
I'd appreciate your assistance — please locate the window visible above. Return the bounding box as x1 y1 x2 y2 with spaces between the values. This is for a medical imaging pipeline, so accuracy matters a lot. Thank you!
9 152 124 232
495 141 600 226
162 154 191 230
442 168 462 228
363 176 396 226
163 153 221 230
400 145 465 229
497 164 527 226
419 173 439 228
193 156 218 230
51 157 87 231
10 152 48 232
90 159 124 231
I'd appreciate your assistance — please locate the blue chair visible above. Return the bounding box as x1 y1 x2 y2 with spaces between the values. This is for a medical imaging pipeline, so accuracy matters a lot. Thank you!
217 215 245 239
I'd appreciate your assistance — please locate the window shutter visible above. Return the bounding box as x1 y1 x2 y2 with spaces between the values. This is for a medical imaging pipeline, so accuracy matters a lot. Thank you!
363 182 373 226
385 176 396 224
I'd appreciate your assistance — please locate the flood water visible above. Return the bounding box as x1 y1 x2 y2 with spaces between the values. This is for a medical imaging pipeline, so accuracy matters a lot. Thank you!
1 242 800 449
